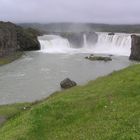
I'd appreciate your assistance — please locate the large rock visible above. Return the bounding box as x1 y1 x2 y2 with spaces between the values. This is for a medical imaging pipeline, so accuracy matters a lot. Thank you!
60 78 77 89
16 27 41 51
129 35 140 61
0 22 18 57
0 21 41 57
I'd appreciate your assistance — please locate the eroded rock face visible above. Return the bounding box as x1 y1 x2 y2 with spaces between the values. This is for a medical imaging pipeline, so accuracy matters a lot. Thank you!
129 35 140 61
0 22 18 57
17 27 41 51
0 21 40 57
60 78 77 89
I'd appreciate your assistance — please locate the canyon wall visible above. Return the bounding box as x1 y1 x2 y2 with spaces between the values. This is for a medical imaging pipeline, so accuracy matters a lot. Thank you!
0 21 40 57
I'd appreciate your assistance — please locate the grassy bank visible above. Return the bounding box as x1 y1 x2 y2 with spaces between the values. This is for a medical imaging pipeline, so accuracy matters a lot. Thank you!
0 64 140 140
0 103 31 126
0 51 23 66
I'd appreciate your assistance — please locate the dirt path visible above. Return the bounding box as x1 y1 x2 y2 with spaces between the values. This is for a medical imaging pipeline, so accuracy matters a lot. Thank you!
0 116 6 125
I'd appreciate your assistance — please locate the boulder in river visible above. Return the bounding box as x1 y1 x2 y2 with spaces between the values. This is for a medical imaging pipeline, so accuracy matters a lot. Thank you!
60 78 77 89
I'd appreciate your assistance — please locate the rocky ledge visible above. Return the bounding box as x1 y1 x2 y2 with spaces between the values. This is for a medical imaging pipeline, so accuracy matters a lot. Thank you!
85 54 112 62
0 21 41 57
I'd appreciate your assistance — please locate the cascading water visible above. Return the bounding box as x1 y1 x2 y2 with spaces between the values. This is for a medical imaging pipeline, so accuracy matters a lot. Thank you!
83 34 87 48
38 33 131 56
38 35 72 53
94 33 131 56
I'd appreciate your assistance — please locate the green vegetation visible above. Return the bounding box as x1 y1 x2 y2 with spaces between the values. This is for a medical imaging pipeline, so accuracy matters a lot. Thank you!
0 64 140 140
0 51 23 66
0 103 31 118
0 103 31 126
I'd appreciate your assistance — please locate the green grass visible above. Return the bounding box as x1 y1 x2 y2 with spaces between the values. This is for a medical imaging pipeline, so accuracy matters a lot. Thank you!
0 64 140 140
0 103 30 117
0 51 23 66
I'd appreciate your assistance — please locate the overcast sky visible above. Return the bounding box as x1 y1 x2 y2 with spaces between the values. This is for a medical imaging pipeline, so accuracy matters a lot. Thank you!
0 0 140 24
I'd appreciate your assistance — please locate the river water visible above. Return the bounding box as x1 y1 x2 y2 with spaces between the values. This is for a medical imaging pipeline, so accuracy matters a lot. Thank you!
0 33 134 104
0 52 133 105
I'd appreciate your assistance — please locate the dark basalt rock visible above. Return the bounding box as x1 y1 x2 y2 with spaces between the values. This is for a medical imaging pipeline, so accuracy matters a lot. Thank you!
85 54 112 62
0 22 18 57
0 21 41 57
108 32 115 36
129 35 140 61
17 27 41 51
60 78 77 89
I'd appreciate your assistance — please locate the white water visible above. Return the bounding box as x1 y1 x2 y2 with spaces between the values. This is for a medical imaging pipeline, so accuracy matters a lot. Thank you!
38 33 131 56
93 33 131 56
39 35 74 53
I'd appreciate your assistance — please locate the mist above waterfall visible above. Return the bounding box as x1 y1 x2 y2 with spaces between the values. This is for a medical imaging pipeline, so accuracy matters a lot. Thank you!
38 32 131 56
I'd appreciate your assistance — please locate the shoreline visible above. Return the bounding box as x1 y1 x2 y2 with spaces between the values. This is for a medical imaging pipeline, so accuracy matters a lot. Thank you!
0 51 23 66
0 64 136 125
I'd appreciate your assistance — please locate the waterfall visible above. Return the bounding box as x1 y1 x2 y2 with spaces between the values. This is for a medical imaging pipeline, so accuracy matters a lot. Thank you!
38 33 131 56
97 33 131 48
38 35 72 53
83 34 87 48
94 33 131 56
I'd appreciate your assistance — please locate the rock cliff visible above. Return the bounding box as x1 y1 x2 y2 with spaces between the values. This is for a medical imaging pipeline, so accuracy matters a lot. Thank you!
129 35 140 61
0 21 40 57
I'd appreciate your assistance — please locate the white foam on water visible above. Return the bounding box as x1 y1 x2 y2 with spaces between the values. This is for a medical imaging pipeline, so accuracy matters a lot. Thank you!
38 33 131 56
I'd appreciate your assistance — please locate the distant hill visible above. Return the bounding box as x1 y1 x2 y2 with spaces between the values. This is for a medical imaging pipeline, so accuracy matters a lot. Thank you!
19 23 140 33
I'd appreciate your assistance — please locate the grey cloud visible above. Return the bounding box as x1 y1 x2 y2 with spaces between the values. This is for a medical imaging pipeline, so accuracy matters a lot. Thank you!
0 0 140 24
